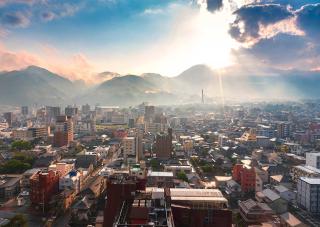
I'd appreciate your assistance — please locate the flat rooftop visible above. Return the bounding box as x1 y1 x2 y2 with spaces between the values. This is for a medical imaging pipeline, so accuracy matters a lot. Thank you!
300 177 320 185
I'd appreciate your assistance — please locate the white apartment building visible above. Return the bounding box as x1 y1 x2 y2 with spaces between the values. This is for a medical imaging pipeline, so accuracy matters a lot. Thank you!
306 152 320 169
59 170 81 193
297 177 320 213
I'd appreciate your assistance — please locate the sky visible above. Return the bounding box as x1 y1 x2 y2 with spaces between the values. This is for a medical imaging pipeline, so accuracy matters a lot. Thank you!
0 0 320 83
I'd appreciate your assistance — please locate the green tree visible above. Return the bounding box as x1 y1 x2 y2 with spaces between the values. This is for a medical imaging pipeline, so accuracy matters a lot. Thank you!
11 140 33 151
150 159 161 171
177 171 189 182
0 160 31 174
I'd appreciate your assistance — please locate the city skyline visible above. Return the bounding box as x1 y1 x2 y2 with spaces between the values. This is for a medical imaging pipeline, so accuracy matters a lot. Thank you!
1 0 319 83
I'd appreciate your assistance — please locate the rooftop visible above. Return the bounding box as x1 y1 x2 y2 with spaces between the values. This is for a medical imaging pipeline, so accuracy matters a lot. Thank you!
299 177 320 185
280 212 304 227
147 171 173 177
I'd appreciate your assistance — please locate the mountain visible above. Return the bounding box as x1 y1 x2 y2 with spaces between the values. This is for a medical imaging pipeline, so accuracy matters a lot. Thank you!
78 75 177 106
94 71 120 83
0 66 75 105
2 64 320 106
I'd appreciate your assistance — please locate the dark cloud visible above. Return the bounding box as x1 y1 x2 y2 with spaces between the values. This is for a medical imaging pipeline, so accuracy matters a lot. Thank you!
41 11 56 21
0 11 30 27
241 33 315 65
229 4 293 42
247 0 320 9
206 0 223 12
296 3 320 39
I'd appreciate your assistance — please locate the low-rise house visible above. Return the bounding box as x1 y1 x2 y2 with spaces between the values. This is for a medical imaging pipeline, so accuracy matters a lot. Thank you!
21 168 41 189
164 165 192 176
256 189 288 214
59 170 81 193
71 195 95 224
280 212 307 227
270 174 292 189
79 175 106 199
147 171 174 188
215 176 232 188
225 179 241 198
239 199 274 225
274 185 296 203
0 175 21 200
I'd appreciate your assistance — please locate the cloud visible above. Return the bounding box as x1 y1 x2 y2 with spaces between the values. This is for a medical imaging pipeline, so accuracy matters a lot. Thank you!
229 4 293 42
0 11 30 28
0 45 40 71
237 33 317 68
206 0 223 12
296 3 320 39
143 8 164 15
41 11 56 21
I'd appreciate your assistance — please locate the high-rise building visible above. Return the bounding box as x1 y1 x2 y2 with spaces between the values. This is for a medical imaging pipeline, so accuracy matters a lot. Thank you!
306 152 320 169
29 126 50 139
144 105 155 122
135 130 143 162
277 122 292 139
3 112 13 127
155 128 172 159
53 115 73 147
65 106 78 116
123 137 136 157
81 104 91 115
21 106 29 116
128 118 135 128
46 106 60 122
297 177 320 213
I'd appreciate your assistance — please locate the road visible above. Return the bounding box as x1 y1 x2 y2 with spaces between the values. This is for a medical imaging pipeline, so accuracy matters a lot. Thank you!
52 148 120 227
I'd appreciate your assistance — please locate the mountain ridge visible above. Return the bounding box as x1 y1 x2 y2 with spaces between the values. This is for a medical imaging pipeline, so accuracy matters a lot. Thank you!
1 65 320 106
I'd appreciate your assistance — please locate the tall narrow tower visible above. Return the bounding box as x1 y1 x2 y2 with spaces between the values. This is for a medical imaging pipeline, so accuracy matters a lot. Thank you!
201 89 204 104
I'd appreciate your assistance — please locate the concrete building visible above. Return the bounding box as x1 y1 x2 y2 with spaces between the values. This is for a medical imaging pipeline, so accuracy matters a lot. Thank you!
274 185 296 202
12 126 49 141
46 106 60 122
3 112 13 127
306 152 320 169
169 188 228 210
49 162 75 176
30 170 60 210
21 106 28 116
164 165 192 177
297 177 320 214
239 199 274 225
154 128 172 159
65 106 78 116
53 115 73 147
59 170 81 193
277 122 292 139
122 137 135 157
256 188 288 214
147 171 174 187
0 175 21 200
144 105 155 122
12 128 33 141
232 164 256 193
291 165 320 182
